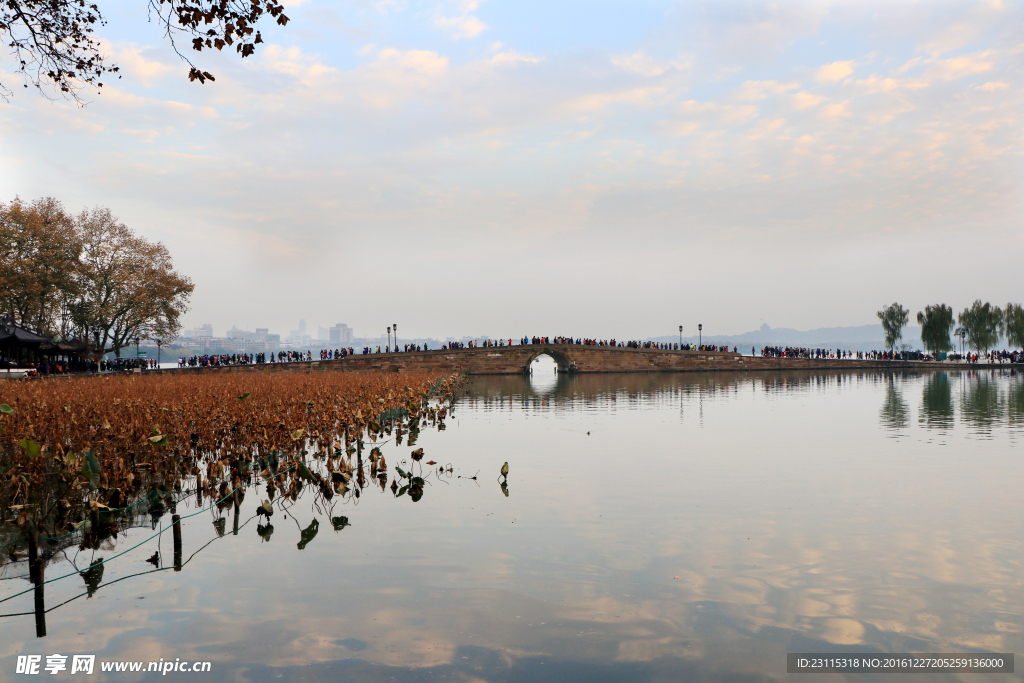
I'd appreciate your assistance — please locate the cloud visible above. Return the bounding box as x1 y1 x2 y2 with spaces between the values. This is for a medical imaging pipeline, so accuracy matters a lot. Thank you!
611 52 688 77
373 48 449 76
819 101 850 118
489 49 543 66
301 7 375 42
104 42 175 88
925 51 994 80
816 60 855 83
435 0 487 39
733 80 799 101
561 87 669 116
975 81 1008 91
789 91 825 110
669 100 759 135
259 45 339 86
851 75 928 94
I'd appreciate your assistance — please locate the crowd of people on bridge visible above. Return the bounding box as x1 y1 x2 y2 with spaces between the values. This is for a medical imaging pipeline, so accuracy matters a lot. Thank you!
759 347 932 361
960 350 1022 364
516 336 732 352
171 340 1022 369
757 347 1024 363
761 347 867 359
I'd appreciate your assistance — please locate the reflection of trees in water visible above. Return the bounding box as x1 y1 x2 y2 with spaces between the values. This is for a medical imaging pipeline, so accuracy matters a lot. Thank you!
464 369 923 411
880 381 910 431
959 373 1003 434
1009 377 1024 428
467 368 1024 438
919 372 954 430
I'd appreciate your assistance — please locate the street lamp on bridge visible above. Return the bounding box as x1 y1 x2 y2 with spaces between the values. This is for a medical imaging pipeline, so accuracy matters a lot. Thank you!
698 324 702 350
393 324 398 351
679 325 682 348
387 326 391 353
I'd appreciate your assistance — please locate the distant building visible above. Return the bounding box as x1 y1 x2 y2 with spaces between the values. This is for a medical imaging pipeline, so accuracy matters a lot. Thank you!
255 328 268 340
228 338 267 352
227 326 262 341
329 323 353 344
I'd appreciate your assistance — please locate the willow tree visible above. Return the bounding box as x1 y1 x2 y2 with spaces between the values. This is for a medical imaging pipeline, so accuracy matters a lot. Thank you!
1004 303 1024 350
957 301 1003 352
70 208 194 357
877 302 909 352
916 304 954 355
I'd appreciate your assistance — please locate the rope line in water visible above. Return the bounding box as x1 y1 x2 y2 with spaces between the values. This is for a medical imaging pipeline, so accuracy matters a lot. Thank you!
0 513 257 619
0 462 300 606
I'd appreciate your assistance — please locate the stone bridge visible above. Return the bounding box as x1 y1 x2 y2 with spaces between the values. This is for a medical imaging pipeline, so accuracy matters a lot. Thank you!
165 345 917 376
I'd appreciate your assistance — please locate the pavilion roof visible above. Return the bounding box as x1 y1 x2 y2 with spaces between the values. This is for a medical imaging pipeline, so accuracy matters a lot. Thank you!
0 321 51 346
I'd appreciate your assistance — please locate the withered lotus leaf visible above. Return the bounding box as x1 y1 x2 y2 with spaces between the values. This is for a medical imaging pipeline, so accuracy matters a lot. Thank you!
0 370 465 532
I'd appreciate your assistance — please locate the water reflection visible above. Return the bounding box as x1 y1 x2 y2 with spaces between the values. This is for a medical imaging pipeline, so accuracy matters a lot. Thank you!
2 368 1021 682
919 372 954 429
297 519 319 549
79 559 104 598
1010 375 1024 427
528 353 559 393
879 378 910 431
959 372 1003 436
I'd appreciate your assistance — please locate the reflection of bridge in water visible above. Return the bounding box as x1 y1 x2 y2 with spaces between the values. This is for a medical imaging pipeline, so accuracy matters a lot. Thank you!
164 345 921 377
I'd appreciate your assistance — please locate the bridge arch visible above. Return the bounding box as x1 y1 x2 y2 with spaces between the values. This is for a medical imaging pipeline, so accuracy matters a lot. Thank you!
523 346 574 374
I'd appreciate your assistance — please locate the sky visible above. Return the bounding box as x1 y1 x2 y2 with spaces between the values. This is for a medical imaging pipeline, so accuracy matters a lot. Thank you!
1 0 1021 341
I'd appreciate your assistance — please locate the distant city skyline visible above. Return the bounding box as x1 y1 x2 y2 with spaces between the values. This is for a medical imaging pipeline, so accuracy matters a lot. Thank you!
161 318 1021 355
3 1 1020 338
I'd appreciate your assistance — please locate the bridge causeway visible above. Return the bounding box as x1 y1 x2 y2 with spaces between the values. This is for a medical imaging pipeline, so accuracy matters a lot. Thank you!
164 345 922 376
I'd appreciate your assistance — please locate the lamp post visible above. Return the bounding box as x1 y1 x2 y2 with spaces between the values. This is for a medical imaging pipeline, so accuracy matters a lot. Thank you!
698 324 702 350
157 339 162 367
393 323 398 351
387 326 391 353
679 325 682 349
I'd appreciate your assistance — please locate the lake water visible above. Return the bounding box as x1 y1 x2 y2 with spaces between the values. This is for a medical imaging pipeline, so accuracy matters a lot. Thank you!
2 362 1023 681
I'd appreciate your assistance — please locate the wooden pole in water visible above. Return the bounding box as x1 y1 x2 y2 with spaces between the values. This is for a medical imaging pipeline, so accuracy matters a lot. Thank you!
28 531 46 638
171 514 182 572
28 531 39 583
232 500 239 536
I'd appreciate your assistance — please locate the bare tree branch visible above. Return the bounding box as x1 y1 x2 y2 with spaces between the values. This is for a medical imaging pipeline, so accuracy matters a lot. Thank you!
1 0 288 100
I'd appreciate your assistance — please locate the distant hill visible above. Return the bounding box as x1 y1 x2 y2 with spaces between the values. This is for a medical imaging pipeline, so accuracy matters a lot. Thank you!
651 323 924 352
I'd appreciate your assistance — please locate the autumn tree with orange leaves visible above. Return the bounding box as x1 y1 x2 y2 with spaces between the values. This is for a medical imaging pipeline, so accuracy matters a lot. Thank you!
0 197 81 336
0 197 193 357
